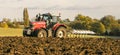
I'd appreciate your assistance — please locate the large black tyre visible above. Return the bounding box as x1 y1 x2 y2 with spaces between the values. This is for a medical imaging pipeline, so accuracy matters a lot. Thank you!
55 27 67 38
37 29 47 37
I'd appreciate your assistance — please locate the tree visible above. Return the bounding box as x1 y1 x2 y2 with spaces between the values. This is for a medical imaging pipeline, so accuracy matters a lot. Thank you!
91 22 106 35
118 19 120 24
100 15 117 35
13 18 20 28
23 8 29 27
1 18 12 28
6 19 14 28
74 14 86 22
63 18 70 22
57 17 63 23
0 22 8 28
110 23 120 36
69 21 82 29
2 18 8 22
73 14 93 30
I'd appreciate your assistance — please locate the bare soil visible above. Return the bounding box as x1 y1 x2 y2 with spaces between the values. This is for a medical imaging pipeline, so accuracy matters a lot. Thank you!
0 37 120 55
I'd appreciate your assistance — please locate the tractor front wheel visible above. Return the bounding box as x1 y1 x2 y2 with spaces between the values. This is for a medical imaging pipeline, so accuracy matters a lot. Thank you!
37 29 47 37
55 27 66 38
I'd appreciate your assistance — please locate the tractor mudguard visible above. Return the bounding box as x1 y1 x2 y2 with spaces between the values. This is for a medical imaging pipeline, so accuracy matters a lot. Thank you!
52 23 67 31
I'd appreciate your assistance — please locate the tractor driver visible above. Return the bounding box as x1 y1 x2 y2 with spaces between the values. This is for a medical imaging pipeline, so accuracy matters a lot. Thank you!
42 13 52 28
36 13 43 21
43 15 50 26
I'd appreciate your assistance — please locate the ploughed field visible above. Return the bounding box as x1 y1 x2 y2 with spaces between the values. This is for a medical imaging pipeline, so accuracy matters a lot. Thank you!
0 37 120 55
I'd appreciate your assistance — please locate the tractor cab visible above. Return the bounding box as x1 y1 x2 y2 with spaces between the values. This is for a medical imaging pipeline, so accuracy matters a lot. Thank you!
35 13 59 29
36 13 58 22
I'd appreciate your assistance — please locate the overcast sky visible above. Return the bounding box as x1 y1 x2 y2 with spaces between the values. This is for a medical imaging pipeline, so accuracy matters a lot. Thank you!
0 0 120 21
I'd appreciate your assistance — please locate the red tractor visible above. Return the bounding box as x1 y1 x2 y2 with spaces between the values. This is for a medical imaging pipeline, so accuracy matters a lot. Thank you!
23 13 67 38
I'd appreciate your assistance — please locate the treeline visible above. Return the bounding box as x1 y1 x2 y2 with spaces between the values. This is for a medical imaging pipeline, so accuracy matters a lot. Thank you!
0 13 120 36
62 14 120 36
0 18 23 28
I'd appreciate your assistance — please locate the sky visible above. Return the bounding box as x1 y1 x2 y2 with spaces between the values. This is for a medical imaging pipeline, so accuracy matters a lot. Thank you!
0 0 120 21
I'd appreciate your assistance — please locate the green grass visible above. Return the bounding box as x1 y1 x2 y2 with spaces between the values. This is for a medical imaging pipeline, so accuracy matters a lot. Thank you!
0 28 119 38
0 28 23 37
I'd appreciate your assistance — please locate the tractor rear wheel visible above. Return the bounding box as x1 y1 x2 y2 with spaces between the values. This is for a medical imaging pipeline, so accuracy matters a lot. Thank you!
37 29 47 37
55 27 66 38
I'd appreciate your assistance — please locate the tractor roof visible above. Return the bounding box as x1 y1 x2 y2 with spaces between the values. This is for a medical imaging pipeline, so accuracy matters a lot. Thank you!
42 13 52 16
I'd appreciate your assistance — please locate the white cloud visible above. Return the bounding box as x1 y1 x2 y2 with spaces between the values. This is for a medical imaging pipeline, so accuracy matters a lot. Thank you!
0 0 120 9
0 0 120 20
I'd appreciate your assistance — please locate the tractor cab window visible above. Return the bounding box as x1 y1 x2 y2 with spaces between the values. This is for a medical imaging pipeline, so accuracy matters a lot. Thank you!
52 16 57 23
43 15 49 21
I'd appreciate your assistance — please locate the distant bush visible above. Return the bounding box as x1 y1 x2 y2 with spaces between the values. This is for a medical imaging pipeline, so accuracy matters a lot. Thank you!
0 22 8 28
